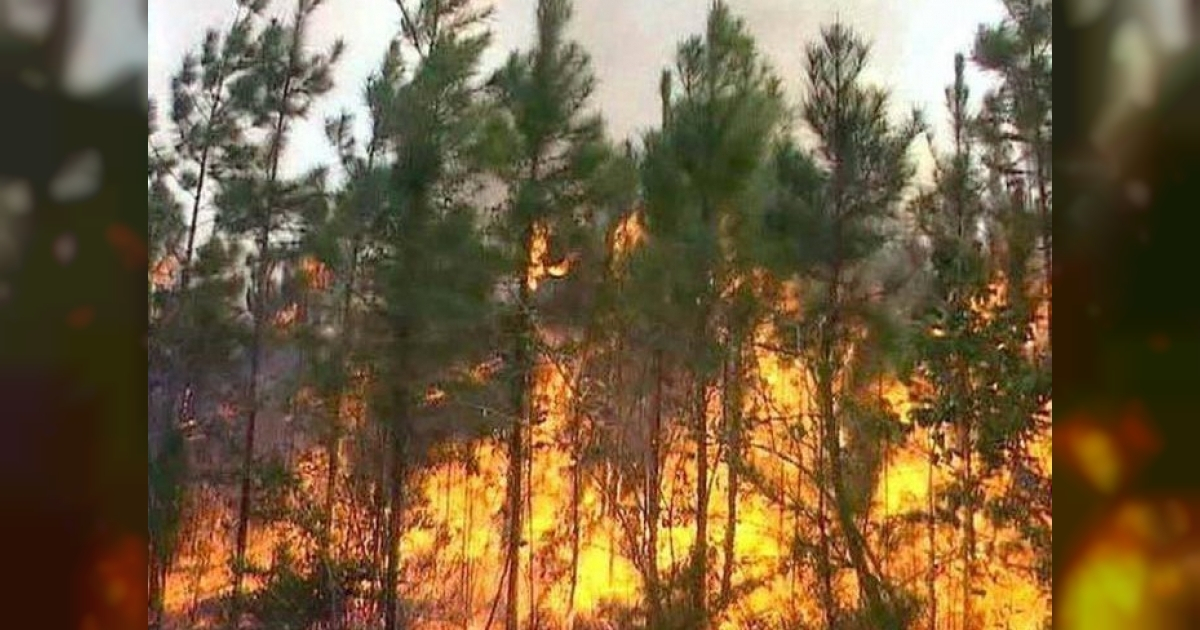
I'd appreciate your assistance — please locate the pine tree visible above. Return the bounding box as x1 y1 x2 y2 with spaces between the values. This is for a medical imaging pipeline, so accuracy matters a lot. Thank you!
972 0 1052 337
149 10 266 612
757 135 827 622
636 3 785 624
910 52 1051 630
789 22 923 630
150 92 253 630
909 52 990 630
970 9 1052 585
148 103 183 630
165 0 263 292
483 1 624 626
211 0 343 617
294 54 396 626
150 0 265 452
362 3 498 628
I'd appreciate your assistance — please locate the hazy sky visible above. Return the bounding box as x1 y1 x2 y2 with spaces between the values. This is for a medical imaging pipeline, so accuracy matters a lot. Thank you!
149 0 1009 180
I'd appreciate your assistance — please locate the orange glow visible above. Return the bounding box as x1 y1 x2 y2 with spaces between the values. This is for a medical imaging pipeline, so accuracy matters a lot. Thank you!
300 256 332 292
67 306 95 329
612 211 645 264
272 303 300 329
84 537 146 630
162 217 1051 630
424 387 447 405
151 255 178 289
106 224 147 271
1061 500 1200 630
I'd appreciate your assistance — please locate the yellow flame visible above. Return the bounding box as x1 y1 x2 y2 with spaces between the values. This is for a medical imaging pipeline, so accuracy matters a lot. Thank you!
163 214 1051 630
527 223 572 291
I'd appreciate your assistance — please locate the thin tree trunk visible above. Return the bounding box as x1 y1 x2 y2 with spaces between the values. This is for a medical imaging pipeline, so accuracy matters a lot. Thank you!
383 386 410 630
960 422 975 630
719 344 741 608
789 435 800 603
505 222 535 630
815 382 837 630
646 349 664 626
692 373 710 625
464 470 475 623
690 221 717 626
1026 36 1052 348
230 61 294 616
818 268 892 628
824 382 892 627
179 137 209 292
608 469 618 582
567 387 583 627
323 401 343 628
231 283 264 617
928 429 938 630
374 411 390 599
323 229 363 629
176 3 245 293
526 406 537 629
567 445 581 626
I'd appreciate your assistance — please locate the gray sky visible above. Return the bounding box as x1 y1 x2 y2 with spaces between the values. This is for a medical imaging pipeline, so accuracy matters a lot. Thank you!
149 0 1009 180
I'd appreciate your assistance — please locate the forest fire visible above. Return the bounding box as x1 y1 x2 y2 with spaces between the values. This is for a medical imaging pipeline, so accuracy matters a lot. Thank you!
148 0 1053 628
159 252 1050 629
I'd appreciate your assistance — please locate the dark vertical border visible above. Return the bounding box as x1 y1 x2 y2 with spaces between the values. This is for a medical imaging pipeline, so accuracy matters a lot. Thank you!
0 1 148 626
1054 1 1200 626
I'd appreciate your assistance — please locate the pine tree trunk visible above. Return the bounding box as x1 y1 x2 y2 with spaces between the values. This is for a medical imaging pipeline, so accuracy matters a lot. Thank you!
647 349 664 626
567 431 581 627
928 430 938 630
526 410 537 628
231 63 295 622
566 363 586 628
373 415 389 598
823 374 891 627
231 294 263 620
323 230 361 630
504 353 525 630
815 411 837 630
383 389 409 630
719 345 741 609
505 223 535 630
692 373 710 625
177 13 239 294
323 396 343 629
463 471 475 623
960 422 975 630
1027 37 1052 345
818 275 892 628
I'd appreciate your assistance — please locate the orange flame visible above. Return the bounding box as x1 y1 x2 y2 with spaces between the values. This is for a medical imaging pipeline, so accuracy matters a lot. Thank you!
161 213 1051 630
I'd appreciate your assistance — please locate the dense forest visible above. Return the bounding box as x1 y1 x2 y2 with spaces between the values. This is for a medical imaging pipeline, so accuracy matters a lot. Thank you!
147 0 1051 628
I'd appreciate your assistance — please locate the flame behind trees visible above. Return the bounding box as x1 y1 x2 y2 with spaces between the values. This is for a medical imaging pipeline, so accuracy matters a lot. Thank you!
634 5 786 623
148 1 1052 629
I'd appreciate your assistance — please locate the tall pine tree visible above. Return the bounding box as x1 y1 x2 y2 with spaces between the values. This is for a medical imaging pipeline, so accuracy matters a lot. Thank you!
211 0 343 616
789 22 923 630
363 3 498 628
483 1 625 626
637 3 785 623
